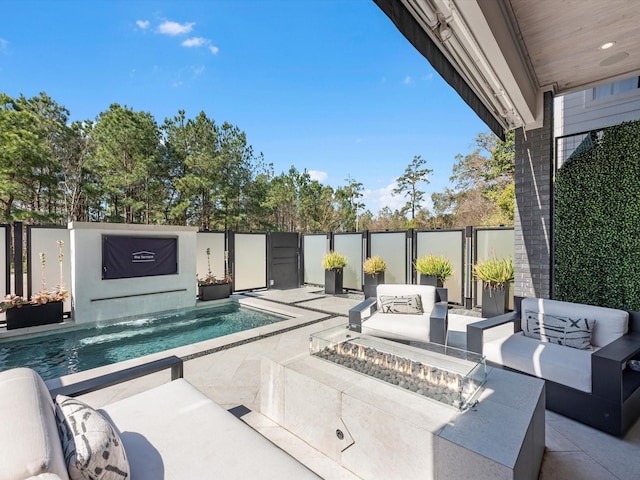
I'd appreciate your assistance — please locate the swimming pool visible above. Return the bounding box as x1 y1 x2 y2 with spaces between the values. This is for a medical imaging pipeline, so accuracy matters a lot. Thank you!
0 303 286 380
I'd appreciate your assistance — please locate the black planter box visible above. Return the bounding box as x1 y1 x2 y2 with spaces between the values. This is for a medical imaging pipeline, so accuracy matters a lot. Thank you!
481 283 510 318
363 272 384 299
419 274 443 288
325 269 344 295
6 301 64 330
199 283 232 301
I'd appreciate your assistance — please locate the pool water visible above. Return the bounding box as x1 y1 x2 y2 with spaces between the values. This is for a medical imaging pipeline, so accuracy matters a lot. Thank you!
0 303 285 380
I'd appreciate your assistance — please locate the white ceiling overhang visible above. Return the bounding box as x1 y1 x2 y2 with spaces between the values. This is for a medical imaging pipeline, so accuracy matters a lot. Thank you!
374 0 640 136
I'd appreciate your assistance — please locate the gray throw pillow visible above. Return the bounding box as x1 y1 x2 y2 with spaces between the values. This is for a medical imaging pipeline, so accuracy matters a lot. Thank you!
523 310 595 349
55 395 129 480
379 295 424 314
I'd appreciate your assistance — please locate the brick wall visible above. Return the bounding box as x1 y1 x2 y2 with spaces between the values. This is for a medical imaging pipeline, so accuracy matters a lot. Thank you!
513 92 554 299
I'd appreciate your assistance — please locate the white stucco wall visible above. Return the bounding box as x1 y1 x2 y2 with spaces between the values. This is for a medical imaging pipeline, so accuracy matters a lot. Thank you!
69 222 198 324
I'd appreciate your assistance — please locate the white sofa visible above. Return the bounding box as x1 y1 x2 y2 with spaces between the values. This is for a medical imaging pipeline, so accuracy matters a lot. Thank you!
0 359 320 480
467 297 640 436
348 284 448 345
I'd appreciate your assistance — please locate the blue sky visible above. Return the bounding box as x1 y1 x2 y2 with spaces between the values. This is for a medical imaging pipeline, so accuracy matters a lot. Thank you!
1 0 488 215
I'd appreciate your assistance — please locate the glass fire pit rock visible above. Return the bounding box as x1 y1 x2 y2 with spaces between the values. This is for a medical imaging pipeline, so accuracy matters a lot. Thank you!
309 325 487 411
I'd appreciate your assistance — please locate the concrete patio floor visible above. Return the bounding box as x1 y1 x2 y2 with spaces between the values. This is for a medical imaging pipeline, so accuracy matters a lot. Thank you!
53 287 640 479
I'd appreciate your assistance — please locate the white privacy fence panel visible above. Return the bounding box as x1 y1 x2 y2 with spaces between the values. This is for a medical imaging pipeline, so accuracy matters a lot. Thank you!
333 233 363 290
475 228 515 309
28 227 71 311
233 233 267 291
416 230 464 305
196 232 226 281
303 234 328 285
370 232 407 284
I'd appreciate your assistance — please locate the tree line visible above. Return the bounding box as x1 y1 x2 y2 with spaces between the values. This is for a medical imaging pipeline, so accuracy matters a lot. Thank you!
0 92 514 232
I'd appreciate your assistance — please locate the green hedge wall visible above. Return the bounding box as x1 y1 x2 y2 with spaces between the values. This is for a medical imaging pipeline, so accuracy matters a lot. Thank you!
555 120 640 310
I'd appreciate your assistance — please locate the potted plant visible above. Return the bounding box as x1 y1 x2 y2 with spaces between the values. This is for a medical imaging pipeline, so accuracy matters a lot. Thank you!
322 251 348 295
415 255 453 287
473 256 514 317
198 248 232 301
1 241 68 330
362 256 387 298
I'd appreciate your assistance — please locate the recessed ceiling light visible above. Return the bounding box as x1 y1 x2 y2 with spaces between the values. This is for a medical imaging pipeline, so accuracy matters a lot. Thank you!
600 42 616 50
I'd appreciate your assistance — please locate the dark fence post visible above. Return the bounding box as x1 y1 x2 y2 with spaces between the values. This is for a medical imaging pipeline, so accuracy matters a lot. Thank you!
226 230 234 293
4 225 10 295
13 222 23 297
464 226 473 309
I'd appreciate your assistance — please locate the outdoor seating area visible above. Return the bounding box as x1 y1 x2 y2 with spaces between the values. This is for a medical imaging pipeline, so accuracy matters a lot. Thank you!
348 284 449 345
467 297 640 437
2 287 640 479
0 356 320 480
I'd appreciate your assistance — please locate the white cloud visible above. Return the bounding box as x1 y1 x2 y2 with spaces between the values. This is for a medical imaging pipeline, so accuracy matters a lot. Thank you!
171 80 184 88
0 38 8 52
403 76 413 85
192 65 205 76
182 37 207 47
136 20 150 30
181 37 219 55
423 72 434 80
308 170 328 182
363 182 405 214
158 21 195 36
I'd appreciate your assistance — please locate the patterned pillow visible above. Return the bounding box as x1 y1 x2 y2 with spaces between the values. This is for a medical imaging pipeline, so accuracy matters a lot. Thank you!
563 317 597 349
55 395 129 480
523 310 595 349
379 295 424 314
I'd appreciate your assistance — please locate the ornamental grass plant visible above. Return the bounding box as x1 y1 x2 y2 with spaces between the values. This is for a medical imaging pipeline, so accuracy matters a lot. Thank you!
363 256 387 276
473 256 514 290
414 255 454 283
322 251 348 271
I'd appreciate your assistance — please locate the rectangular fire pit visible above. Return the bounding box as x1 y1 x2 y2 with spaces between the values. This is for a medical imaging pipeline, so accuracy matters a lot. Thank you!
310 326 486 411
260 323 546 480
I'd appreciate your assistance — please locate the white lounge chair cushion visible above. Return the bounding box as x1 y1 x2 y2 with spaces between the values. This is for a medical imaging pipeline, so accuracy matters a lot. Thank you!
484 332 595 393
362 312 431 342
55 395 129 480
26 475 65 480
100 378 320 480
0 368 69 480
520 298 628 348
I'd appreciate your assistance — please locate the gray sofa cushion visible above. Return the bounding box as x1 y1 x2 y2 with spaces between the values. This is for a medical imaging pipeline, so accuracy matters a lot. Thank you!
0 368 69 480
520 298 627 348
484 332 595 392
